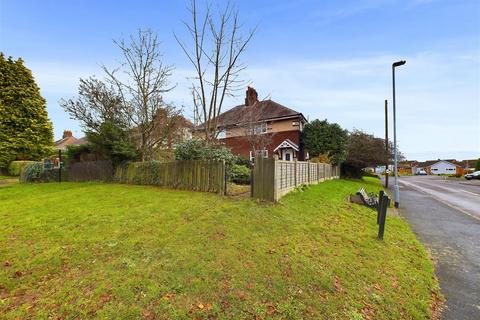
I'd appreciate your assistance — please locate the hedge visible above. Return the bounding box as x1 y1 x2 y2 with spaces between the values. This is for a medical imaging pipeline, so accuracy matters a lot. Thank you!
8 161 36 176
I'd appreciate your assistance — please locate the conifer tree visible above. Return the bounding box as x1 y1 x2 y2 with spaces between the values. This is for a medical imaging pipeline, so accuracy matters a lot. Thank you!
0 53 54 168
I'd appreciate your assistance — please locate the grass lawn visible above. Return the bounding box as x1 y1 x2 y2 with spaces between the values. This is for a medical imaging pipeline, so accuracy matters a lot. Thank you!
0 178 440 319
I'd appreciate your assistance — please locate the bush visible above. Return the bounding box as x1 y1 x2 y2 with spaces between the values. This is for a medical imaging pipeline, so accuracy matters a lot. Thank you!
229 164 251 184
8 161 36 176
20 162 42 182
20 162 66 183
175 139 238 176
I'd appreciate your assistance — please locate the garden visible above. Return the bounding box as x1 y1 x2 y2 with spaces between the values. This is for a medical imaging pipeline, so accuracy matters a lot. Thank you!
0 177 441 319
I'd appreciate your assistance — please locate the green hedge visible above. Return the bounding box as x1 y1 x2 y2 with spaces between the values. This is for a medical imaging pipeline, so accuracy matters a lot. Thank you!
8 161 36 176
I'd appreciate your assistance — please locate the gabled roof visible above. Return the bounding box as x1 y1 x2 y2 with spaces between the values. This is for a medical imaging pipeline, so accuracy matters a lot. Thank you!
274 139 299 152
54 135 88 150
212 99 306 128
430 160 460 168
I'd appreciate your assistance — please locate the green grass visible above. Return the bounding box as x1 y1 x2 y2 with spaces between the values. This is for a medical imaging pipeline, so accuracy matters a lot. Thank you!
0 178 440 319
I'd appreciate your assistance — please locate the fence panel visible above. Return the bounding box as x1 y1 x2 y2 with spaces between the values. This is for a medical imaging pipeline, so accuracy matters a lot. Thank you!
67 160 114 182
113 160 225 194
252 158 340 202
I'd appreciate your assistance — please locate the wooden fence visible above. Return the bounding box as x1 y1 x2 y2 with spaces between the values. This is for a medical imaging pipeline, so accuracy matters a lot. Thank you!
67 160 114 182
114 160 226 194
252 157 340 202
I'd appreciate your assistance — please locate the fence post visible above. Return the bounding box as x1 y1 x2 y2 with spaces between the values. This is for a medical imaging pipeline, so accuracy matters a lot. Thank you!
273 158 278 201
294 159 297 187
378 194 390 240
377 190 384 224
58 149 62 183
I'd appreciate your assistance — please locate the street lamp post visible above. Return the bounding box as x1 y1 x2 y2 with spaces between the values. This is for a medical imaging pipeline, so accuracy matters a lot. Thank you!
392 60 406 208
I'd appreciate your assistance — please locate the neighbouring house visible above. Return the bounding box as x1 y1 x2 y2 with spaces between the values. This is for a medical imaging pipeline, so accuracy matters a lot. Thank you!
429 160 461 175
457 159 478 174
412 159 461 175
54 130 87 150
208 87 308 161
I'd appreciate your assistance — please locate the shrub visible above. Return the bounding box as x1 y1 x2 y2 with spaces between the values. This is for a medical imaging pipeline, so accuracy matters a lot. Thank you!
20 162 66 183
20 162 42 182
229 164 250 184
175 139 238 176
8 161 36 176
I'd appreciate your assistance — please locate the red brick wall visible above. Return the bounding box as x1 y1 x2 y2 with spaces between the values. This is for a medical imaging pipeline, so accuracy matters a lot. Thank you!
220 130 305 160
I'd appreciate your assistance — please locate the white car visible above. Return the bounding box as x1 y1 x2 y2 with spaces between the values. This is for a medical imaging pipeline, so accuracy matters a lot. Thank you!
465 171 480 180
416 169 427 175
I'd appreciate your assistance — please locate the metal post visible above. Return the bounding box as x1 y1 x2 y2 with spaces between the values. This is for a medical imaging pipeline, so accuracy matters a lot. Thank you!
384 100 389 188
392 60 406 208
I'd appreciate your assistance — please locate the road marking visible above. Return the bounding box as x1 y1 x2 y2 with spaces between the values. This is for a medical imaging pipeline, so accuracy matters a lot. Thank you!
399 180 480 222
461 189 480 196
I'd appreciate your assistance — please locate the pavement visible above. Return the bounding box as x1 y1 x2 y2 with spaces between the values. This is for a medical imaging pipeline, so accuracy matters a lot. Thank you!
393 175 480 320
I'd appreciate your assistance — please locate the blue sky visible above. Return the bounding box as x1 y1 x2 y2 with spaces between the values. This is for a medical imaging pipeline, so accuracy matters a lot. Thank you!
1 0 479 161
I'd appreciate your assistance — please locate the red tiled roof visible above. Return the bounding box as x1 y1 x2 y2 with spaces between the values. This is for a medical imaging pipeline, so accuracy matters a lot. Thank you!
203 99 305 129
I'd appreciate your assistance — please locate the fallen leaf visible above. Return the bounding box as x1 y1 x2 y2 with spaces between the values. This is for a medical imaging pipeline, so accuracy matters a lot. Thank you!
141 310 155 320
333 276 344 293
266 302 276 315
4 261 11 267
198 303 204 310
162 293 174 301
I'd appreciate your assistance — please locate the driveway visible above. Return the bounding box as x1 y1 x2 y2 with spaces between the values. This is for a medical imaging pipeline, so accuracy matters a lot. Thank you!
395 175 480 320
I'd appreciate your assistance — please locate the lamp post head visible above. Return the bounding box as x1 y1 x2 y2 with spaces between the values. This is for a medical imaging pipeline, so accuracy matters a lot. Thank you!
393 60 406 68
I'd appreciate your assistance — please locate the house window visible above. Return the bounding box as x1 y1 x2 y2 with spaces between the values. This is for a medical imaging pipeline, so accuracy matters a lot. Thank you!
252 122 267 134
217 129 226 139
249 149 268 161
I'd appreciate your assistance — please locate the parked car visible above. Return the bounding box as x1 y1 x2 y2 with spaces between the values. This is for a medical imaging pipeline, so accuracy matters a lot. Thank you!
465 171 480 180
416 169 427 175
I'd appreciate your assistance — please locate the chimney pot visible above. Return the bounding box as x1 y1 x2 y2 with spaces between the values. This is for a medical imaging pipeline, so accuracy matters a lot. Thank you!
63 130 73 138
245 86 259 106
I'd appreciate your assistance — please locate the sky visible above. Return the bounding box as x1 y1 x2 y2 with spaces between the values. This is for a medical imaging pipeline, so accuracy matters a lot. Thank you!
1 0 479 161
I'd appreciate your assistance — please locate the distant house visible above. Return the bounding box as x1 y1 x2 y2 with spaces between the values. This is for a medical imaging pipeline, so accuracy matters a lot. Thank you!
412 159 461 175
457 159 478 173
208 87 308 161
54 130 87 150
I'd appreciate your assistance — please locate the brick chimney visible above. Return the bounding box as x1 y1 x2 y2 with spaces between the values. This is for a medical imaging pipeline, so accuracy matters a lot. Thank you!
63 130 73 139
245 86 258 106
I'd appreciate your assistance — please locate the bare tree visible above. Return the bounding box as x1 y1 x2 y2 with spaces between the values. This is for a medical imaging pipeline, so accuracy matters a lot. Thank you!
175 0 256 142
103 29 180 160
61 77 127 133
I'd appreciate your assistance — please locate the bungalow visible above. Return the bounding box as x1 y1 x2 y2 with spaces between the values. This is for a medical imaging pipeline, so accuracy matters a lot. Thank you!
212 87 308 161
54 130 87 150
429 160 462 175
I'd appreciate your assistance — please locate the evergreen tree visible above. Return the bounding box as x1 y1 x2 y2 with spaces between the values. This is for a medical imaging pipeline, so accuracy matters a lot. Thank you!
302 119 349 165
0 53 54 167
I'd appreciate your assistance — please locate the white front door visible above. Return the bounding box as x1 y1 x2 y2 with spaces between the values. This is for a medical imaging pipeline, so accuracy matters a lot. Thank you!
283 149 293 161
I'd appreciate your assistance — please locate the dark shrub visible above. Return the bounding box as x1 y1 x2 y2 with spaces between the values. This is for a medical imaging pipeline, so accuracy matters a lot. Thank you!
229 164 251 184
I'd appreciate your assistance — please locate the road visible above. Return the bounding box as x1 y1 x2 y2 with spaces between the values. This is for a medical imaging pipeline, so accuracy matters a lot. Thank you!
395 175 480 320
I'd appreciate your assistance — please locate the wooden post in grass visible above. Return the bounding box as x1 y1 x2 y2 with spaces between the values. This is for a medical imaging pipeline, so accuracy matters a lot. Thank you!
378 194 390 240
58 149 62 183
377 190 384 224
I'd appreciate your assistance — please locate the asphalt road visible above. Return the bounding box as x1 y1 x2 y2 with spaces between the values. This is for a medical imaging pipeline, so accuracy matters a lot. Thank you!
395 175 480 320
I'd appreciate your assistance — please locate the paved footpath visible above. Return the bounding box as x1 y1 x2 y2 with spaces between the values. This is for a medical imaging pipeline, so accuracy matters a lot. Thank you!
395 176 480 320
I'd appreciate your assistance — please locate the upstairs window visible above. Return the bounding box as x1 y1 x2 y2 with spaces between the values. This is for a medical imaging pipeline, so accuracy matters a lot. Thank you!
252 122 267 135
217 129 226 139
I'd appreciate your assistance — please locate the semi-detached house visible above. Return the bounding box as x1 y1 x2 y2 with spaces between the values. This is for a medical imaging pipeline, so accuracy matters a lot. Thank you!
213 87 308 161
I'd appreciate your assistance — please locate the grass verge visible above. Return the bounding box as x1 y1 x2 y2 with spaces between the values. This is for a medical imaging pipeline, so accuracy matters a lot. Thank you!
0 178 440 319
